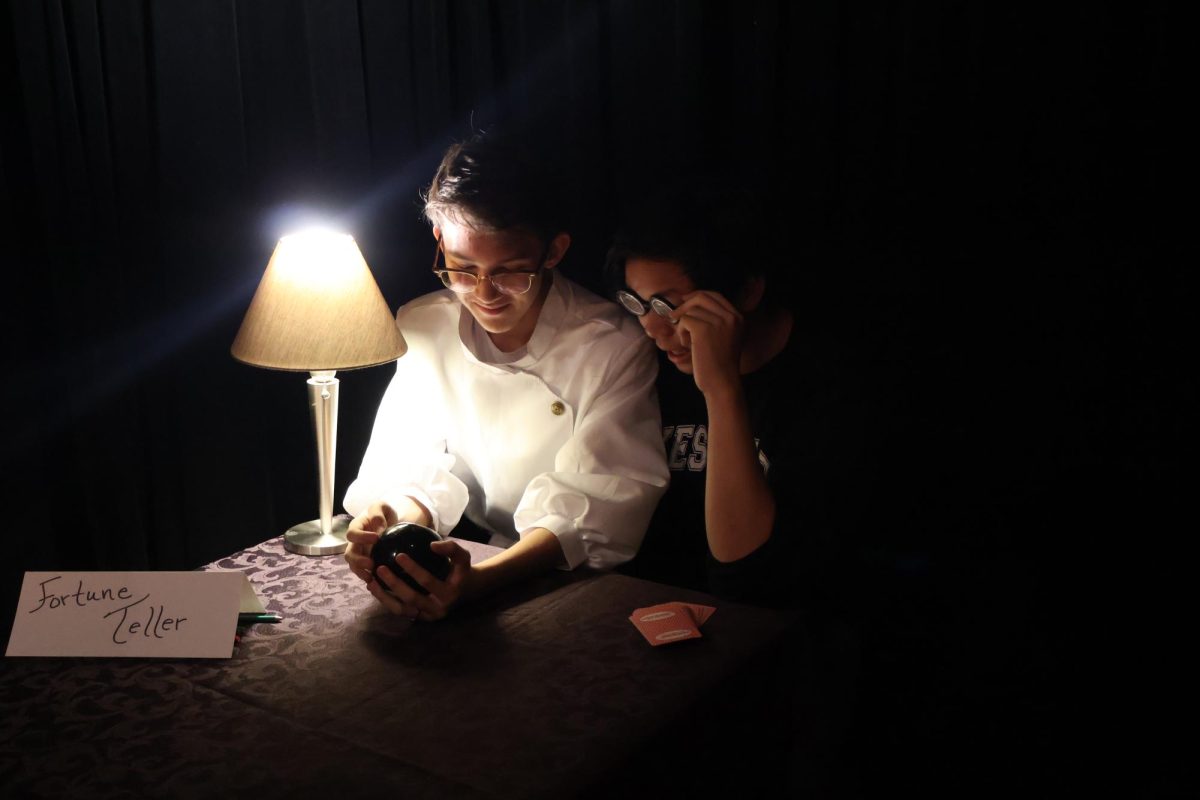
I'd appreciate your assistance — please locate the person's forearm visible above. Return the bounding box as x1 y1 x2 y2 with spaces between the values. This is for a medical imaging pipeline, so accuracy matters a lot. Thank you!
466 527 564 601
703 384 776 563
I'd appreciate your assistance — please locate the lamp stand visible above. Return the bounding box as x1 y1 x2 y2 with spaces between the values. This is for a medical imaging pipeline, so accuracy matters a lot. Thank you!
284 370 350 555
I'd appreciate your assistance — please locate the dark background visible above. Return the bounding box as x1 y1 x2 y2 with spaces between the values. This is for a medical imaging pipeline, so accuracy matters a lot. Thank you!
0 1 1183 795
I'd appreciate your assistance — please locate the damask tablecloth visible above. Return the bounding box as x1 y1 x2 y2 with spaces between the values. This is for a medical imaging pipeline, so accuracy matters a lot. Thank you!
1 536 794 798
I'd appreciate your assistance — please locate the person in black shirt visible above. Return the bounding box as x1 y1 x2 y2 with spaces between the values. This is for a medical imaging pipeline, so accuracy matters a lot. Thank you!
607 184 862 609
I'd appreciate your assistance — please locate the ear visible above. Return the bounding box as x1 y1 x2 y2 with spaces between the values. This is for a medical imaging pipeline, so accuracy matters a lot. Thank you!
738 275 766 313
543 232 572 270
432 225 441 242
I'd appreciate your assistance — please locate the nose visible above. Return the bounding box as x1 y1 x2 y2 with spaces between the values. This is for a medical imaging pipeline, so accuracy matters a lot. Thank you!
640 312 674 340
474 274 501 301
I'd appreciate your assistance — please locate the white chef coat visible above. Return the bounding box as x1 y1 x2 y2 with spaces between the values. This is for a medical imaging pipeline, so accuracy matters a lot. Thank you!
343 274 669 571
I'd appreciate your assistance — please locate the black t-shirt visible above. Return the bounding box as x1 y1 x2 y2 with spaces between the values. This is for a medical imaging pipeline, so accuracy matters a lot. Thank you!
622 330 866 609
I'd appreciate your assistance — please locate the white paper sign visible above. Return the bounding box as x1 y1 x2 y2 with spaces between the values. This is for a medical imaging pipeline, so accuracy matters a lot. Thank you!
5 572 253 659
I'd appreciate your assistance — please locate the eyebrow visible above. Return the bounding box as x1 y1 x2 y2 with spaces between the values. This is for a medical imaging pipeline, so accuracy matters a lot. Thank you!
443 251 540 272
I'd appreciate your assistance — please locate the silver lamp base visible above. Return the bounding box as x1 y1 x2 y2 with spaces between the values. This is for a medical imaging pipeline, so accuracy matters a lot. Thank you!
284 516 351 555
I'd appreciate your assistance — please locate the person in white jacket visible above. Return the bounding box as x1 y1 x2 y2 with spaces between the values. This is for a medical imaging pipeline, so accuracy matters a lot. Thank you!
342 129 668 621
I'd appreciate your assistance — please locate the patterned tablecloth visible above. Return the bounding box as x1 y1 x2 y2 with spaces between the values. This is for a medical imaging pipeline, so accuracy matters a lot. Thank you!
1 536 794 799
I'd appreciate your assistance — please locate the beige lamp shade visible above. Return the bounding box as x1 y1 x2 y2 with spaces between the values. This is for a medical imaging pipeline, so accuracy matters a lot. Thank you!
232 231 406 370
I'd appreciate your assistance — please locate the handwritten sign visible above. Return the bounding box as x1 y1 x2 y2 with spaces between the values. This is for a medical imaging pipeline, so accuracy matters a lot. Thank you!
5 572 255 659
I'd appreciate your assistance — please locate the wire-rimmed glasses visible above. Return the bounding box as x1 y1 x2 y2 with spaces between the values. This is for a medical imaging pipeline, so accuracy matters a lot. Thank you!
615 289 677 321
432 238 542 296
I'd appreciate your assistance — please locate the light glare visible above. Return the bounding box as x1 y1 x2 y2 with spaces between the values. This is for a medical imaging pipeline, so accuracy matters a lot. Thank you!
274 229 359 289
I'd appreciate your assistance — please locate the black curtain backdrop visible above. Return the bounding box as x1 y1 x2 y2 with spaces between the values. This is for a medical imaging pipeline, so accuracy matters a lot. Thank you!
0 1 1183 793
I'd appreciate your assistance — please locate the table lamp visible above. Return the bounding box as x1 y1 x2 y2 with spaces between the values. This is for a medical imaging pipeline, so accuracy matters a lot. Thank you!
232 230 407 555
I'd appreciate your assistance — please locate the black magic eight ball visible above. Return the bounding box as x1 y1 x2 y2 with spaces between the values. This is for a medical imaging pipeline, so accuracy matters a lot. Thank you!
370 522 452 595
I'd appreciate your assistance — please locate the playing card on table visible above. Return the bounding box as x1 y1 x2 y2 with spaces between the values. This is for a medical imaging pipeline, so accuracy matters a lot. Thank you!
629 601 716 646
686 602 716 626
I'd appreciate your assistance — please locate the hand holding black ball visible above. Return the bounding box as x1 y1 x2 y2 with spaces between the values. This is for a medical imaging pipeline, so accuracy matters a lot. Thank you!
370 522 453 595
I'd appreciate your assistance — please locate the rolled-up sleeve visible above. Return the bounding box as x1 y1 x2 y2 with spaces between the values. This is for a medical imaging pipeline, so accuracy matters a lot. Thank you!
343 353 470 536
515 335 669 570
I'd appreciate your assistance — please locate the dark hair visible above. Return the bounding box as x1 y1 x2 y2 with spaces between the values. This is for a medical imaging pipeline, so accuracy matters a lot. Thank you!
423 127 569 243
604 177 767 302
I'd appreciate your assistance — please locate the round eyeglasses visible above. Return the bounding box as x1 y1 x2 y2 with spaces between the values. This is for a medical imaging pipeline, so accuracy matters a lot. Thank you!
432 239 543 296
616 289 677 321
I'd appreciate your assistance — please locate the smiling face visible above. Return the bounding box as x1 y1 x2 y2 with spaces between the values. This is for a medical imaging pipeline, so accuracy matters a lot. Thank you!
435 221 568 352
624 256 698 374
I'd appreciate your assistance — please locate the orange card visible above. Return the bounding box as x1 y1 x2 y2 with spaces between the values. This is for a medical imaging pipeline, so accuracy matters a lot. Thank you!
629 601 716 646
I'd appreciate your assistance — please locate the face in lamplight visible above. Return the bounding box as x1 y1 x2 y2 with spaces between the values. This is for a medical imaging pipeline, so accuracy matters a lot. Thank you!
433 221 570 353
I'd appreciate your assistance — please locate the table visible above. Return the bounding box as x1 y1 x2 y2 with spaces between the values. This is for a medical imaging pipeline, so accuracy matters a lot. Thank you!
1 536 797 798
